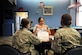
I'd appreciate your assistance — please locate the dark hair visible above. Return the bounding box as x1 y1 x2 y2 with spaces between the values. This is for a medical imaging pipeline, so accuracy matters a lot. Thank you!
61 14 72 26
38 17 44 23
21 18 30 28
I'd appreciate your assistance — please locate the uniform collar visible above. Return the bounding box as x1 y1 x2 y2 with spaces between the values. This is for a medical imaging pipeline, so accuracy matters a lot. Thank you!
63 26 71 28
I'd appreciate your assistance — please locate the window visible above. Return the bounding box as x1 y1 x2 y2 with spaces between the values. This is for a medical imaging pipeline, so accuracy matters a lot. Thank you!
76 0 82 26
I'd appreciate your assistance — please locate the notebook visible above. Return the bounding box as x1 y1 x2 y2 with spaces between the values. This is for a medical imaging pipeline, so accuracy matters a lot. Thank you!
37 31 49 42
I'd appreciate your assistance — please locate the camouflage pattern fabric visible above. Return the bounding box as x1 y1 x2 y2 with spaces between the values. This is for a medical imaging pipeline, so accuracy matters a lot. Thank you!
12 28 41 55
52 26 81 54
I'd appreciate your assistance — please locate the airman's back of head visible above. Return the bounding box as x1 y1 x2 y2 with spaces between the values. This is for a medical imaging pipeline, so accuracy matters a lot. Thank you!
61 14 72 26
21 18 30 28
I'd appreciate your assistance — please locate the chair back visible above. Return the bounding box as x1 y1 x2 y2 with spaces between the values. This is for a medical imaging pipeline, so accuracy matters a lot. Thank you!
0 44 22 55
64 47 82 55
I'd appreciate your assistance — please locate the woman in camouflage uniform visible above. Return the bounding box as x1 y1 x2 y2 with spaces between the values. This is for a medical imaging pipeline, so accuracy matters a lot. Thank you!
52 14 81 55
12 18 42 55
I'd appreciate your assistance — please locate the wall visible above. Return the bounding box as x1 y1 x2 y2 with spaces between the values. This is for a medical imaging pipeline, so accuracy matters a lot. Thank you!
15 0 73 28
2 0 76 36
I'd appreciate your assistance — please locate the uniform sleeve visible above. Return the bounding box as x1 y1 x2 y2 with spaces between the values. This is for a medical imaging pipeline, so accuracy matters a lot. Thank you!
54 30 62 46
74 29 81 44
54 30 61 39
12 30 26 47
52 30 62 53
28 31 42 45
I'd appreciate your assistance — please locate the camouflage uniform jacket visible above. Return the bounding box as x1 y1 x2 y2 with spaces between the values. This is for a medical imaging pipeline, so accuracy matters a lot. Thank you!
12 28 41 53
53 26 81 53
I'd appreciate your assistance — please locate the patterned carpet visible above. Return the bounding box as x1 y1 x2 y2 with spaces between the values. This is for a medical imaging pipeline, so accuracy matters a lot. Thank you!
0 36 13 46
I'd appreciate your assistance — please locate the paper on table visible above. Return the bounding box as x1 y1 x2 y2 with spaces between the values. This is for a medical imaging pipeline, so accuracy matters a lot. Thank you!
37 31 49 42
